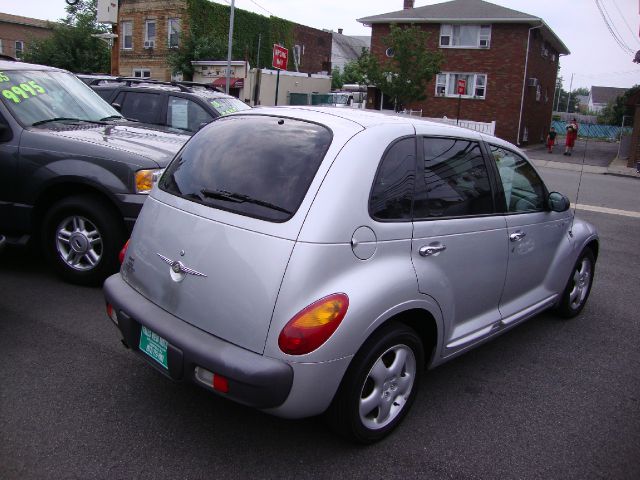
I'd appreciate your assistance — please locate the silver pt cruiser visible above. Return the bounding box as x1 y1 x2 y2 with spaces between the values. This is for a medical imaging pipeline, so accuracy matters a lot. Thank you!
104 107 598 443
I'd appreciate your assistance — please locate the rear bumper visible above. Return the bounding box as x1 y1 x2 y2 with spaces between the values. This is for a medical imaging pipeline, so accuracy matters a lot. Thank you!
103 274 293 409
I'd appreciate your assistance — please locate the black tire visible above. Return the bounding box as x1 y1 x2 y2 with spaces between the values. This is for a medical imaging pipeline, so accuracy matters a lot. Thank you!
556 248 595 318
42 195 125 286
326 323 424 444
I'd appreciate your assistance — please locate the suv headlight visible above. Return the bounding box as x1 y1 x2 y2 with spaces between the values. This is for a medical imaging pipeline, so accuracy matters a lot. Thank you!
135 168 164 194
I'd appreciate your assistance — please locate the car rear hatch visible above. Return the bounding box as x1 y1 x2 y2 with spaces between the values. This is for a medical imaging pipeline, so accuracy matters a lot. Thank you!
120 113 351 354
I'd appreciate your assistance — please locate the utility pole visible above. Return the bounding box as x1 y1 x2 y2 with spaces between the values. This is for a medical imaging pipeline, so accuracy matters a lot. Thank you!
565 73 574 113
225 0 235 95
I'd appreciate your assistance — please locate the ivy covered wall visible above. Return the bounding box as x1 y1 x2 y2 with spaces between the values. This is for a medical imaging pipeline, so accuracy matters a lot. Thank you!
170 0 297 78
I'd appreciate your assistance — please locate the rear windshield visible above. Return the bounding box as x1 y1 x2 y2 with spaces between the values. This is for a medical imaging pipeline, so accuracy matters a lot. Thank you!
160 115 332 222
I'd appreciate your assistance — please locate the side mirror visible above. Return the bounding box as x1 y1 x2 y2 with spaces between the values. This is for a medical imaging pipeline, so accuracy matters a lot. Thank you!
111 102 122 112
548 192 570 212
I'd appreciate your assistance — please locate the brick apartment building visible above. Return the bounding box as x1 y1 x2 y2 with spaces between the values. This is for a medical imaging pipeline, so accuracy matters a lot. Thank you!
113 0 332 81
0 13 54 60
358 0 569 145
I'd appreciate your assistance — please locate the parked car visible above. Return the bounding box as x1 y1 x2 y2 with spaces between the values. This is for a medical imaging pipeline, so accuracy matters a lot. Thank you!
88 77 251 134
104 107 598 443
0 58 191 285
76 73 120 85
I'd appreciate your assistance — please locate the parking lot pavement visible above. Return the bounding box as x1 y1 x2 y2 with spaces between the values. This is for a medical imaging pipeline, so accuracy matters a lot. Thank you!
523 139 639 178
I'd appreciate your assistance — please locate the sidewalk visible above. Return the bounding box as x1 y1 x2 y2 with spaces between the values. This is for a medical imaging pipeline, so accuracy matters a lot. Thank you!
521 139 639 178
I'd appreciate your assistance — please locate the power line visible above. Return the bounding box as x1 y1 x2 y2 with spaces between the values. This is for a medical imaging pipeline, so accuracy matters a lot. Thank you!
599 0 635 51
610 0 640 46
594 0 634 55
246 0 274 17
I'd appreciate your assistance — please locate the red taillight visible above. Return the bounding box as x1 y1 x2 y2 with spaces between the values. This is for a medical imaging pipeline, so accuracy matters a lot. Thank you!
119 239 130 264
213 374 229 393
278 293 349 355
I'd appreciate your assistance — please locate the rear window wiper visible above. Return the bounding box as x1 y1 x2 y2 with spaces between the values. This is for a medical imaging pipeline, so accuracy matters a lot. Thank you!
200 189 293 215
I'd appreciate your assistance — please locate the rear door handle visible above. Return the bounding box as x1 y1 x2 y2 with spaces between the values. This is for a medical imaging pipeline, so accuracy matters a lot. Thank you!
509 231 526 242
419 244 447 257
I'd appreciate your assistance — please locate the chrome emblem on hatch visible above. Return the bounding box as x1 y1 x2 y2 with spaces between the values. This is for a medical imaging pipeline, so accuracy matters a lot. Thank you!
157 253 207 279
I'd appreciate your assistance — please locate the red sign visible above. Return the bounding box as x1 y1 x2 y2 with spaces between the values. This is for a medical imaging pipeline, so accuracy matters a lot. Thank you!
272 44 289 70
457 79 467 95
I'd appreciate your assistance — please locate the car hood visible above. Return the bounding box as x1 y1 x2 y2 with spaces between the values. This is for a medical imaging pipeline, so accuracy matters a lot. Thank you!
31 121 189 168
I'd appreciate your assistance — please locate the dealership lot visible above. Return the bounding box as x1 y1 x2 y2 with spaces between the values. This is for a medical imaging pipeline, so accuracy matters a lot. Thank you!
1 203 638 479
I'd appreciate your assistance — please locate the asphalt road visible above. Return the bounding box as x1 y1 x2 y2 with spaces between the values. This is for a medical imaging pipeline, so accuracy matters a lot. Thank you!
1 174 639 479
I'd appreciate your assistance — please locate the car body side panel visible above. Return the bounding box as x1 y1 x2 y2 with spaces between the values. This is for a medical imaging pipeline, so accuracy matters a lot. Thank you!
263 239 443 363
500 210 573 319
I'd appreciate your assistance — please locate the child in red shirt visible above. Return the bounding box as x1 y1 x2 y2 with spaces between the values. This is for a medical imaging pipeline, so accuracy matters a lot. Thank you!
564 119 578 156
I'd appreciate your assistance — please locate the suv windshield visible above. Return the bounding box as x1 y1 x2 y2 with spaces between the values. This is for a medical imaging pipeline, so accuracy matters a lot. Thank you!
0 69 120 126
204 96 251 117
160 115 332 222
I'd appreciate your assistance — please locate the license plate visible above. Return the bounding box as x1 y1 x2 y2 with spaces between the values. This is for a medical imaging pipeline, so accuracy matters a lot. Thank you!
139 326 168 369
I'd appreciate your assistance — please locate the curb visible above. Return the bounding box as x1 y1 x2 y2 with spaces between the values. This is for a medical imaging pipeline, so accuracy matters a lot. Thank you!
523 150 639 179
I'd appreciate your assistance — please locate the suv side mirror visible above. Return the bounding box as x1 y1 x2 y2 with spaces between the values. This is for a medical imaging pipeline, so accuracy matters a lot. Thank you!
548 192 570 212
111 103 122 112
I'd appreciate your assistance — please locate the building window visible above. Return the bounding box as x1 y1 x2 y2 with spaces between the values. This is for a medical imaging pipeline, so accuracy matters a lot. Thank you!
15 40 24 59
168 18 181 48
435 73 487 99
440 24 491 48
133 68 151 78
121 21 133 50
0 40 4 54
144 20 156 48
536 84 542 102
385 47 395 57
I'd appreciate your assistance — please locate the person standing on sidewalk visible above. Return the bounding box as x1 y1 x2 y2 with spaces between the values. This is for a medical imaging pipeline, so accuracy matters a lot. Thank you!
547 127 557 153
564 118 578 156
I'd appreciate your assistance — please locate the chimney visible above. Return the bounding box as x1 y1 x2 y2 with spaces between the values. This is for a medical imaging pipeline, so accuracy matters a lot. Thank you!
338 28 343 34
404 0 414 9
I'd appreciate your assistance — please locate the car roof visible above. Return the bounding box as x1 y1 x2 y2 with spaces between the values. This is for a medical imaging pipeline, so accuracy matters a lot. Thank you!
91 79 236 100
0 59 65 72
241 106 487 137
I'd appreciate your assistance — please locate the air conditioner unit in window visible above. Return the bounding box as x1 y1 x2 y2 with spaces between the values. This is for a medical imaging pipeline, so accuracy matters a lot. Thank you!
144 40 155 49
528 78 539 87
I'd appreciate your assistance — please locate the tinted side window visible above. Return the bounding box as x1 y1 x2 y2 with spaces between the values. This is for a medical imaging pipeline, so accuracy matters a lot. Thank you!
490 146 545 213
369 137 416 221
119 92 162 124
414 138 493 218
167 96 213 132
160 116 332 222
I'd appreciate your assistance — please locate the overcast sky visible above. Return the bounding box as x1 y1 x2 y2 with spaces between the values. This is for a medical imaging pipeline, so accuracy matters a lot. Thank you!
1 0 638 90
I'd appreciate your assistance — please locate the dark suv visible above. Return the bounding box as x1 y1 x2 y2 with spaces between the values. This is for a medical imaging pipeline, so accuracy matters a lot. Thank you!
87 77 250 134
0 59 191 285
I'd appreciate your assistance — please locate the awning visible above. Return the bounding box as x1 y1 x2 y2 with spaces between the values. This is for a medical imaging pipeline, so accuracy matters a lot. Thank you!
212 77 244 88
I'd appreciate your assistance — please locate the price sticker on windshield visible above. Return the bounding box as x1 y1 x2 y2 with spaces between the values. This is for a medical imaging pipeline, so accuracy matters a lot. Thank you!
2 81 47 104
0 71 10 83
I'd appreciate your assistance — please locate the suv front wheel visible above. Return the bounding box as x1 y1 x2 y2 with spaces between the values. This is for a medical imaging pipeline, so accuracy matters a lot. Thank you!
42 195 124 286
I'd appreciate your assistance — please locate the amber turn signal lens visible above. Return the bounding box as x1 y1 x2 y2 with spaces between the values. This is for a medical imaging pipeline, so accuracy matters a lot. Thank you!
135 169 163 194
278 293 349 355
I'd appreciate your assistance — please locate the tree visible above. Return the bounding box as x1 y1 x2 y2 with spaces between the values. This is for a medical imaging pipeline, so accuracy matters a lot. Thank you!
356 24 443 111
341 60 366 85
331 67 343 90
598 85 640 125
23 0 110 73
